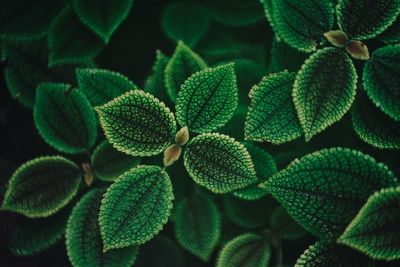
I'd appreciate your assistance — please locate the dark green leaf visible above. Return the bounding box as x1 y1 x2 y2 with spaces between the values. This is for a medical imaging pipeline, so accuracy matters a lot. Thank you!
144 50 170 104
269 38 308 73
269 206 306 240
379 17 400 44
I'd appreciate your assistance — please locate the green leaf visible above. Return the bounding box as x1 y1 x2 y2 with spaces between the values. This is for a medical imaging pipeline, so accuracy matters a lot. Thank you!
245 71 303 144
71 0 133 43
91 140 140 182
99 165 173 251
48 6 104 67
161 1 212 47
261 147 399 239
67 189 138 267
338 187 400 260
76 68 137 106
184 133 257 193
144 50 171 104
176 63 238 133
269 38 308 73
293 48 357 141
34 83 98 155
2 156 82 218
363 44 400 122
165 41 207 103
96 90 176 157
379 17 400 44
271 0 334 52
216 233 271 267
174 191 221 261
336 0 400 40
269 206 306 240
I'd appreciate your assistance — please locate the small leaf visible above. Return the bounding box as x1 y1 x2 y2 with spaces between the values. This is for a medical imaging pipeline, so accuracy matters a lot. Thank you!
165 41 207 102
96 90 176 157
338 187 400 260
76 68 137 106
293 48 357 141
184 133 257 193
34 83 98 155
176 63 238 133
216 233 271 267
363 44 400 121
262 147 399 239
71 0 134 43
245 71 303 144
91 140 141 182
269 206 306 240
2 156 82 218
99 165 173 251
269 38 308 73
336 0 400 40
379 17 400 44
144 50 170 104
67 189 138 267
346 40 370 60
174 191 221 261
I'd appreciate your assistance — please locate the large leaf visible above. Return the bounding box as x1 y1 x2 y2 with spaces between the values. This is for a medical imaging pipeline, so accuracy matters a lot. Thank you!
269 206 306 240
261 147 399 239
174 191 221 261
176 63 238 133
184 133 257 193
2 156 82 218
336 0 400 40
269 38 308 73
34 83 98 155
245 71 303 144
293 48 357 141
338 187 400 260
99 165 173 251
379 17 400 44
363 44 400 121
144 50 170 104
96 90 176 157
67 189 138 267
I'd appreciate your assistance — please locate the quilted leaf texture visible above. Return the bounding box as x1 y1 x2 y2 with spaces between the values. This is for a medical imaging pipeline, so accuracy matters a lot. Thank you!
2 156 82 218
71 0 134 43
34 83 98 155
269 206 306 240
91 140 141 182
144 50 170 104
176 63 238 133
379 17 400 44
184 133 257 193
76 68 137 106
336 0 400 40
245 71 303 144
363 44 400 122
261 147 399 239
174 191 221 261
165 41 207 102
216 233 271 267
338 187 400 260
271 0 334 52
96 90 176 157
293 48 357 141
99 165 173 251
67 189 138 267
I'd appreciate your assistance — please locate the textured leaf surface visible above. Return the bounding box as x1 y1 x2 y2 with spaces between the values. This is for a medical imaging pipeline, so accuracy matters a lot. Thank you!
67 189 138 267
293 48 357 141
210 0 265 26
96 90 176 157
2 156 82 218
338 187 400 260
269 206 306 240
269 38 308 73
184 133 257 193
99 165 173 251
144 50 170 104
262 148 399 239
176 63 238 133
34 83 98 154
245 71 302 144
379 17 400 44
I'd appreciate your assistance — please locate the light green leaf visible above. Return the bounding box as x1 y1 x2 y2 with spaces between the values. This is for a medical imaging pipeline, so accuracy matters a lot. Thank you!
269 38 308 73
293 48 357 141
176 63 238 133
338 187 400 260
174 191 221 261
96 90 176 157
34 83 98 155
144 50 170 104
245 71 303 144
261 147 399 239
165 41 207 103
269 206 306 240
99 165 173 251
2 156 82 218
379 17 400 44
67 189 138 267
184 133 257 193
216 233 271 267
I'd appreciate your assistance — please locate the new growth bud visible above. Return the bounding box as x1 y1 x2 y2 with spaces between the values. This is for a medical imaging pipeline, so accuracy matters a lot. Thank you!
346 40 370 60
163 144 182 167
82 163 94 186
323 30 348 47
175 126 190 145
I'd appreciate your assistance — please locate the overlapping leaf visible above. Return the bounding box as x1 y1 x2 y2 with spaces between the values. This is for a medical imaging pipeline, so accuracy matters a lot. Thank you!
379 17 400 44
144 50 170 104
269 38 308 73
269 206 306 240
